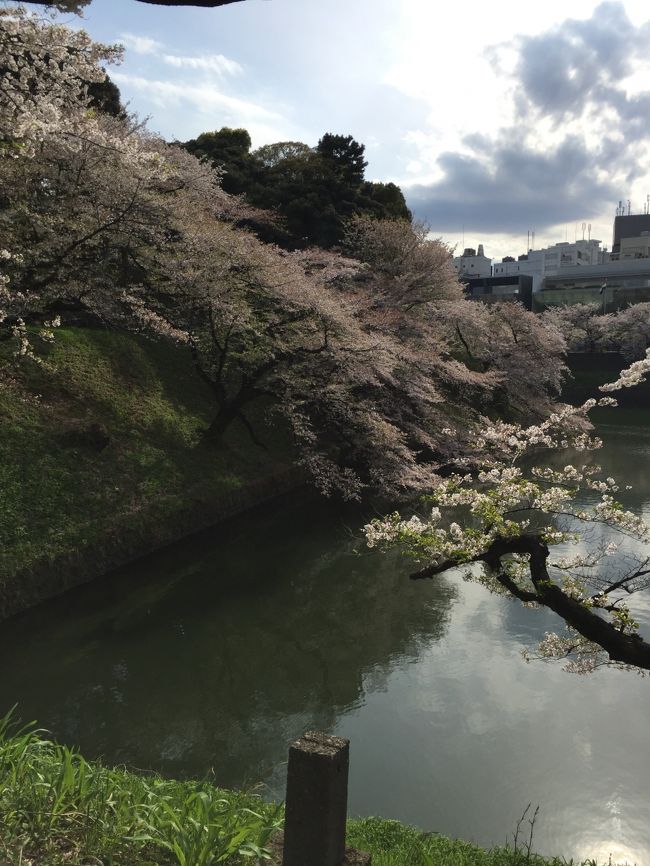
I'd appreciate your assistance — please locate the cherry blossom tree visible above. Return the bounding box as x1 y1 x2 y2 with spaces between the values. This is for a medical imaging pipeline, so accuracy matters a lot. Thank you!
0 6 571 505
436 299 567 418
131 210 498 498
345 217 567 435
0 9 484 499
0 5 118 142
344 216 462 309
17 1 91 13
365 352 650 673
0 6 241 347
596 303 650 361
129 216 428 498
543 302 650 362
1 4 120 354
542 303 604 354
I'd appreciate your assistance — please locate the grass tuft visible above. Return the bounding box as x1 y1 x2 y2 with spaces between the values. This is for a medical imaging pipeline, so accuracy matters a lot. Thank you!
347 816 594 866
0 710 282 865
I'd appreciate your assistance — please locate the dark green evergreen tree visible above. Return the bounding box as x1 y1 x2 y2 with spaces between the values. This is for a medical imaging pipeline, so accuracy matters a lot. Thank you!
360 181 411 221
316 133 367 186
183 128 260 195
182 127 411 249
87 74 125 119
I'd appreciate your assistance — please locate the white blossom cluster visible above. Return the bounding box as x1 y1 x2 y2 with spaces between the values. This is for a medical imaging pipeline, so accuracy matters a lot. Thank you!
551 542 619 572
0 250 16 324
1 7 122 148
475 399 603 465
523 631 606 674
592 496 650 541
123 294 190 345
365 354 650 673
599 348 650 391
523 625 645 675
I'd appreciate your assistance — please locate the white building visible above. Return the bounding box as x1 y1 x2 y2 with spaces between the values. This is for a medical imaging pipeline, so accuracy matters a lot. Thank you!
480 212 650 305
492 239 606 292
619 232 650 259
535 257 650 310
452 244 492 278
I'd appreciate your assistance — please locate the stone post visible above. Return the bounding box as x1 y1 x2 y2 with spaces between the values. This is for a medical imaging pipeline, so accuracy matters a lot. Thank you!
281 730 370 866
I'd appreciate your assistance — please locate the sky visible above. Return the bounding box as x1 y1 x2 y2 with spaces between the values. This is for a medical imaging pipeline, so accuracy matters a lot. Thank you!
46 0 650 259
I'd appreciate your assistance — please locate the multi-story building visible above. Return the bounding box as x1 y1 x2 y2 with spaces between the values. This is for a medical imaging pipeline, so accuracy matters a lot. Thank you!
611 214 650 258
532 212 650 309
619 233 650 259
463 274 533 309
455 212 650 309
452 245 492 278
534 258 650 310
492 239 606 292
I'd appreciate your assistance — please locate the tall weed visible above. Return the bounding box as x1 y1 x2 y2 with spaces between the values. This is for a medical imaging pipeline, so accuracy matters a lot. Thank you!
0 710 280 865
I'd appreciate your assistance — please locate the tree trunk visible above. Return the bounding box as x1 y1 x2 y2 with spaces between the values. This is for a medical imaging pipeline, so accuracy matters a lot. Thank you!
203 402 241 444
412 533 650 671
202 388 267 450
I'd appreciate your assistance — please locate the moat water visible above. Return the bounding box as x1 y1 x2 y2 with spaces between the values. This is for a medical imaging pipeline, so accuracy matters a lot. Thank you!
1 406 649 864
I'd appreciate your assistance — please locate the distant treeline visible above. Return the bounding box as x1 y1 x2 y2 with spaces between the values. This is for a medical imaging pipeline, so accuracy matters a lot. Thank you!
182 127 411 248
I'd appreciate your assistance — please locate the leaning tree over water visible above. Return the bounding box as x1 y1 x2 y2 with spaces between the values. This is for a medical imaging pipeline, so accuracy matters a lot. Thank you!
366 354 650 673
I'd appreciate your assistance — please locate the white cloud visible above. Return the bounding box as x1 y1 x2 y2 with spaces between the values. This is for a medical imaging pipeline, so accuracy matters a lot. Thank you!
111 72 279 120
119 32 165 56
110 72 292 144
162 53 243 77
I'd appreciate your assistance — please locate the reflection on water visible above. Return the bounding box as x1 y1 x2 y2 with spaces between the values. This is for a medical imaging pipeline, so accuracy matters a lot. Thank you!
1 412 650 863
0 497 457 784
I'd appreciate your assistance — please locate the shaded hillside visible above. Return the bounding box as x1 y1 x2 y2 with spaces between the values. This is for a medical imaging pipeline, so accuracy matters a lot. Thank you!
0 327 296 617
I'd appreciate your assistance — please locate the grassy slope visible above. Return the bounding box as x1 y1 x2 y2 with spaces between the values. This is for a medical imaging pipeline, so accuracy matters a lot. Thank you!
0 327 294 612
0 722 592 866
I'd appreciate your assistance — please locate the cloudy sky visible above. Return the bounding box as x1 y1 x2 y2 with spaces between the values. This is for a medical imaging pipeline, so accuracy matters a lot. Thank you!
56 0 650 259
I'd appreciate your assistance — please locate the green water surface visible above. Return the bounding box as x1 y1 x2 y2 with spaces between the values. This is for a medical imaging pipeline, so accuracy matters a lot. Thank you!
1 406 649 864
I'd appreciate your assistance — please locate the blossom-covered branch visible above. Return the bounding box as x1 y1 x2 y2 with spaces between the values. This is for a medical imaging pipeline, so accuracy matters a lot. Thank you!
365 350 650 673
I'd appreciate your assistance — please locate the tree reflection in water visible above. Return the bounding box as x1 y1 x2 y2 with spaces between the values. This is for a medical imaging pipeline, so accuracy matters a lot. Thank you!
0 495 456 788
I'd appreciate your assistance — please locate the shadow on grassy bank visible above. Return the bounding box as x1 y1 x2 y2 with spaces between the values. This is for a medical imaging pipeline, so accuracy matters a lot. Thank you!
0 327 301 621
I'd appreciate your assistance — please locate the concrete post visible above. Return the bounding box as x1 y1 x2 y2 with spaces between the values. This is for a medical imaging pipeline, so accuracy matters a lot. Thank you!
282 731 349 866
281 730 375 866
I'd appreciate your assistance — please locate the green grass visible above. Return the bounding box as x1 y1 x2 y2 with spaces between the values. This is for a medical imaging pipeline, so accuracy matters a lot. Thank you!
0 712 282 865
0 326 296 616
347 817 594 866
0 716 599 866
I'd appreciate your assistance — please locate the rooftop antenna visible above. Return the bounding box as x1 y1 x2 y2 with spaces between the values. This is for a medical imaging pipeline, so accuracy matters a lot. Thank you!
582 222 586 240
532 230 535 249
527 230 530 251
628 199 631 216
588 223 591 241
